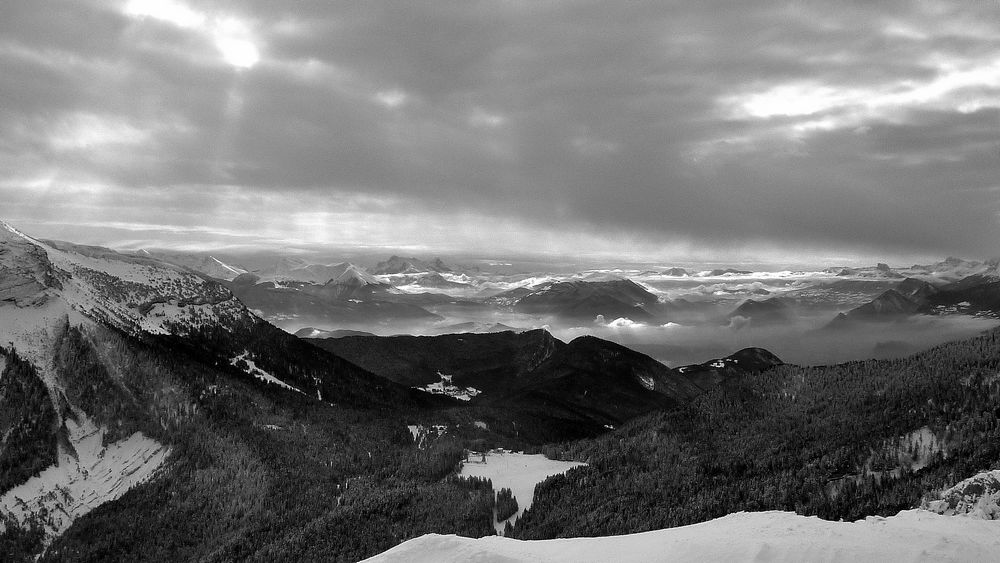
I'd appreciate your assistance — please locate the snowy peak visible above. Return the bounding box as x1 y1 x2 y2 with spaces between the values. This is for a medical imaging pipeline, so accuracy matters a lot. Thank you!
210 256 245 275
329 262 386 287
152 253 249 280
0 220 41 244
0 224 60 306
370 255 452 275
512 279 660 322
853 289 919 317
916 256 985 276
0 220 19 239
0 222 253 338
728 297 793 324
253 259 381 284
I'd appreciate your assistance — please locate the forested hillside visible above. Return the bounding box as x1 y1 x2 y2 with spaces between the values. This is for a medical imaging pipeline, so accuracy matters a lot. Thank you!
511 329 1000 538
11 323 1000 561
0 324 496 563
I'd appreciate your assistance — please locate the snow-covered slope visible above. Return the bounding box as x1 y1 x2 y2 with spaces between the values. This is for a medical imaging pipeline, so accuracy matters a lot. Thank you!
906 257 993 283
1 221 253 339
0 220 303 401
254 259 382 284
230 351 304 394
0 220 285 545
926 469 1000 519
208 256 248 278
139 251 249 281
331 263 386 287
0 414 170 541
363 509 1000 563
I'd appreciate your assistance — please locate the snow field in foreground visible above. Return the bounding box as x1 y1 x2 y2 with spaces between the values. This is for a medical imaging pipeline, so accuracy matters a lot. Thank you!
363 508 1000 563
459 453 586 534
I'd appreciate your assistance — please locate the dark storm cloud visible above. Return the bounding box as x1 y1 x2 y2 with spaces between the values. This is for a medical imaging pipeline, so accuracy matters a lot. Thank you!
3 0 1000 259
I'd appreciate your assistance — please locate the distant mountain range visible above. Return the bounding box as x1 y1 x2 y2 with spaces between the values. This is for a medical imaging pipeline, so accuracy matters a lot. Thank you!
5 221 1000 562
0 221 449 555
136 251 249 281
727 297 794 324
307 328 783 439
371 255 453 275
495 279 661 322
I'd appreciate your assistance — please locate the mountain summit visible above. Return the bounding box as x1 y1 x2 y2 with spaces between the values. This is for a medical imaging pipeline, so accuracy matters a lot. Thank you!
371 255 452 275
0 221 426 549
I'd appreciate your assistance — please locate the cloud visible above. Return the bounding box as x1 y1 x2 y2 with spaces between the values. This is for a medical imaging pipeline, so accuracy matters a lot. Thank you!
3 0 1000 261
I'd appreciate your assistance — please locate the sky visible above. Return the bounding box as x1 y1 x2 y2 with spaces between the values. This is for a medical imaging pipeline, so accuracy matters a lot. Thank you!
2 0 1000 265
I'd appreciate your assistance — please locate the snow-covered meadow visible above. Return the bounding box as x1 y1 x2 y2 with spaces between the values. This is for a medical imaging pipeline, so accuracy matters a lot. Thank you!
459 452 586 534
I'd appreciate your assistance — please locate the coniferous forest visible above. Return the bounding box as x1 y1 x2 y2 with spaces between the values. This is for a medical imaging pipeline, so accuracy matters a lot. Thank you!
4 318 1000 561
514 330 1000 537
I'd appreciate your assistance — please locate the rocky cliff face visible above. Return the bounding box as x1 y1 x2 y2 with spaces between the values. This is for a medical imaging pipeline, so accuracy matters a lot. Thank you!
925 469 1000 519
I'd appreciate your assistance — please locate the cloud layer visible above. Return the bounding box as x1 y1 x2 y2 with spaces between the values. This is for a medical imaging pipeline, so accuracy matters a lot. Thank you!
3 0 1000 262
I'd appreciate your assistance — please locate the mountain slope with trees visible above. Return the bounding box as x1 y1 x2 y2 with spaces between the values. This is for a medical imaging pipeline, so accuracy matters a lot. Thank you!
510 328 1000 539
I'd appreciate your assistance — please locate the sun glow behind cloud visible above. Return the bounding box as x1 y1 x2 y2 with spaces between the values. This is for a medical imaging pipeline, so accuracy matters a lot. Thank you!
123 0 204 28
213 18 260 69
6 1 1000 264
47 113 151 152
123 0 260 69
721 53 1000 134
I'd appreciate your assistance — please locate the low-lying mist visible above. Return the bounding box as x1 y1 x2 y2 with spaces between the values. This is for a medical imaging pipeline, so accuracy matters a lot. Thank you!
550 315 999 367
282 307 999 368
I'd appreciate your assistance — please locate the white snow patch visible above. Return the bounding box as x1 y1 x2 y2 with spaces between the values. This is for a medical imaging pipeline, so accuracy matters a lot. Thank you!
459 453 585 534
0 415 170 542
407 424 448 449
897 426 944 472
231 351 304 394
414 372 481 401
210 256 246 277
363 509 1000 563
0 301 94 404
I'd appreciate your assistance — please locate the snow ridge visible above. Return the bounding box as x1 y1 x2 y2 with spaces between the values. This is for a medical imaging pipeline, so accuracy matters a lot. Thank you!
0 222 254 338
363 509 1000 563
